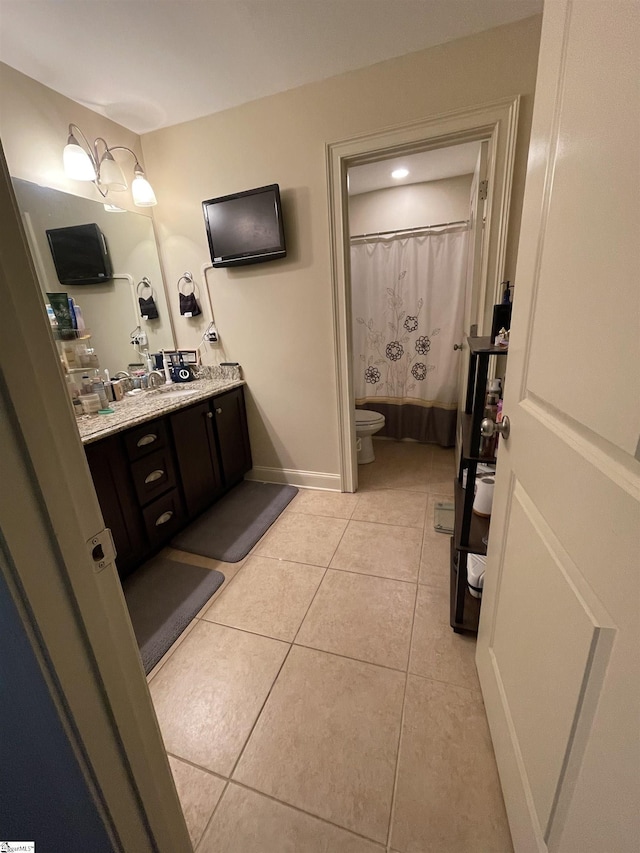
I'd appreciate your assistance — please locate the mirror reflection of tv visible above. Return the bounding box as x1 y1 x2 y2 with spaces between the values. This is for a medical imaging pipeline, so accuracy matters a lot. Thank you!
46 223 113 285
202 184 286 268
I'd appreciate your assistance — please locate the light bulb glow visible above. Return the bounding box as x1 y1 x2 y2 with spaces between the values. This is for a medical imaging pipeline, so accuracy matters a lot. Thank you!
391 168 409 180
131 173 157 206
99 154 127 191
63 142 96 181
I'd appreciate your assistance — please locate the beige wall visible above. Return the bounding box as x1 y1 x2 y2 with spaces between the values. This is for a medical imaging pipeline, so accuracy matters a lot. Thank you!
0 62 146 212
142 15 541 480
348 175 474 236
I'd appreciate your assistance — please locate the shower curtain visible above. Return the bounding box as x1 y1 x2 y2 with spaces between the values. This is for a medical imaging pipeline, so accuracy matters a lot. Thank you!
351 225 469 446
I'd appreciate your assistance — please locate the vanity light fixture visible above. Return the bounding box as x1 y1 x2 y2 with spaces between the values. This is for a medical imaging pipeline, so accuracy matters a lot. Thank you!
63 123 157 207
391 168 409 180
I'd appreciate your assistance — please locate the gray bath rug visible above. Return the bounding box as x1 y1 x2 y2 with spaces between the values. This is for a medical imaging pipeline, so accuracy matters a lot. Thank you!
171 480 298 563
123 555 224 674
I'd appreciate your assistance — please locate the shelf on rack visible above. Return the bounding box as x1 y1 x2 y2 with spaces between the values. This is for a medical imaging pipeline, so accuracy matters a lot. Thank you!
449 538 481 633
460 412 497 464
453 480 489 556
468 335 509 356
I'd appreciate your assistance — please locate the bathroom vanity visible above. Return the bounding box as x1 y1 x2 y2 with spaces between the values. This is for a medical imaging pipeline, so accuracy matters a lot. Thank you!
81 379 251 578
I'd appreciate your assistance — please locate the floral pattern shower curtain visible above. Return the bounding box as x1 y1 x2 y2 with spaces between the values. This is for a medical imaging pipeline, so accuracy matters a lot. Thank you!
351 225 469 446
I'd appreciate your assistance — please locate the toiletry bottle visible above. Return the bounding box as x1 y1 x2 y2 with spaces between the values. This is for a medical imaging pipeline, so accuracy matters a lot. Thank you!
92 379 109 410
81 374 93 395
73 303 86 333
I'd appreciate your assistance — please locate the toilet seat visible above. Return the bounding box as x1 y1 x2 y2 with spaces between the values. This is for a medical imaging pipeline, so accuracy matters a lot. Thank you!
355 410 385 427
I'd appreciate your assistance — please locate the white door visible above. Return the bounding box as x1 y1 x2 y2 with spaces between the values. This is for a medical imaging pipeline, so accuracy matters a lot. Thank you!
476 3 640 852
456 139 488 465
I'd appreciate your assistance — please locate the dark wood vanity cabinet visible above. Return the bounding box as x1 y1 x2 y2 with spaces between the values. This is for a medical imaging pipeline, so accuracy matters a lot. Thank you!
170 401 224 517
170 387 252 515
212 387 252 487
84 436 145 577
85 386 251 579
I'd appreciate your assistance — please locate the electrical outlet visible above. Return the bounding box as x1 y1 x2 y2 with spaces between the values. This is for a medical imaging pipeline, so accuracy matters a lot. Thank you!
204 325 219 343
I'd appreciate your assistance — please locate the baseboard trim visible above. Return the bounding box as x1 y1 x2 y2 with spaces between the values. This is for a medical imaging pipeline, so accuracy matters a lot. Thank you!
246 466 342 492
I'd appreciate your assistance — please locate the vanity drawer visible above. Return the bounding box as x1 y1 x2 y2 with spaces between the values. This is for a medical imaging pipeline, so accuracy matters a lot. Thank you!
131 447 176 506
124 418 167 461
142 489 184 547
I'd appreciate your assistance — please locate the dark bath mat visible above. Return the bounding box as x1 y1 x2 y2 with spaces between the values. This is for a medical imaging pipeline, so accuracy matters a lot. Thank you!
170 480 298 563
123 555 225 674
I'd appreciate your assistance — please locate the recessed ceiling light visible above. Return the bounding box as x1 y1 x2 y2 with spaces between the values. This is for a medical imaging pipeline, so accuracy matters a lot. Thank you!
391 168 409 180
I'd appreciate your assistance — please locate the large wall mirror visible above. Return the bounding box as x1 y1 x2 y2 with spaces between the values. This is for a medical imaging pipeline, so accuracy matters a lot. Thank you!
12 178 176 374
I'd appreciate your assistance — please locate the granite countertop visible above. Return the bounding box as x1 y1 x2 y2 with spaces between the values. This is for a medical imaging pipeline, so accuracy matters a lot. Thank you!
78 378 245 445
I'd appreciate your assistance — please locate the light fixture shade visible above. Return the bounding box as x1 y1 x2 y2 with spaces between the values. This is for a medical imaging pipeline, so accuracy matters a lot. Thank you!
99 152 127 191
131 172 157 206
63 141 96 181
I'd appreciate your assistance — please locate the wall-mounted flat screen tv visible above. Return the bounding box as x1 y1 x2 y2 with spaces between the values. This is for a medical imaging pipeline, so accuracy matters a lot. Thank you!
202 184 286 268
46 223 113 285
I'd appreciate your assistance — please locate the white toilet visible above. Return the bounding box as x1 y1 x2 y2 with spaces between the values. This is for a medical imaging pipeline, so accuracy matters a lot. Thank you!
355 409 386 464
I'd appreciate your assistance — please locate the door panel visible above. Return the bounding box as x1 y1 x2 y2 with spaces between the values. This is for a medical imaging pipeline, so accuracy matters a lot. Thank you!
491 483 610 830
170 402 222 517
476 2 639 851
215 387 252 486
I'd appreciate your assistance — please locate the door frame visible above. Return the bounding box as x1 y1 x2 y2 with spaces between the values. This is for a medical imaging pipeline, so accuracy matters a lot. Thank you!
326 97 520 492
0 145 191 849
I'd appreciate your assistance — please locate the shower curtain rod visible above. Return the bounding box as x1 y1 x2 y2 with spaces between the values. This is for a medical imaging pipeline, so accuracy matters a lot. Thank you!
350 219 469 241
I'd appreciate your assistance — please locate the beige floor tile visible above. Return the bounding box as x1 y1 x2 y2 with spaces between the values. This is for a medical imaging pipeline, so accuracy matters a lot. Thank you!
233 645 405 844
167 754 226 848
287 489 361 519
149 620 288 776
202 556 324 641
391 676 512 853
330 520 422 582
426 459 455 494
409 585 479 690
296 569 415 670
352 489 428 529
356 440 441 493
200 783 384 853
419 531 451 588
254 512 348 567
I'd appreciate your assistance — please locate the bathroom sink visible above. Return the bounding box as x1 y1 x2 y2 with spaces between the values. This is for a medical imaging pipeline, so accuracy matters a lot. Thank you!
155 388 200 399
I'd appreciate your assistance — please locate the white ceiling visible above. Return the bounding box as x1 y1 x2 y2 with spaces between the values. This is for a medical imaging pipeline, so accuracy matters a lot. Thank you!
0 0 541 134
348 141 481 195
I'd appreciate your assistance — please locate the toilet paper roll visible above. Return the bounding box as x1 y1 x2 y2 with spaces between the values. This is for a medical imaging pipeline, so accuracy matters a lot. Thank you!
473 476 495 517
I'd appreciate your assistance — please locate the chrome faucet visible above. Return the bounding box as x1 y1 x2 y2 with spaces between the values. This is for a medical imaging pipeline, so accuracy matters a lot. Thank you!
147 370 166 389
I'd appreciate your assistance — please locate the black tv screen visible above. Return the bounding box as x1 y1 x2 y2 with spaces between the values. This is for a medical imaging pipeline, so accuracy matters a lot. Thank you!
46 223 113 286
202 184 286 267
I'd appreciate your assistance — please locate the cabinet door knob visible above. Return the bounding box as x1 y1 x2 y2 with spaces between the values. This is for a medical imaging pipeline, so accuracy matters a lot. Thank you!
216 407 223 414
453 342 464 351
144 469 165 484
137 433 158 447
155 510 174 526
206 411 214 419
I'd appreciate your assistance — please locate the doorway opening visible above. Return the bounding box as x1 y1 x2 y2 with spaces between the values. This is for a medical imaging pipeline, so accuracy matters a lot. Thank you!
347 140 486 493
327 97 520 492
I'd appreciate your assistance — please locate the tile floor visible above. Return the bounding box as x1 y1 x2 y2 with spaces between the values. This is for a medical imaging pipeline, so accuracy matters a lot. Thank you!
147 439 512 852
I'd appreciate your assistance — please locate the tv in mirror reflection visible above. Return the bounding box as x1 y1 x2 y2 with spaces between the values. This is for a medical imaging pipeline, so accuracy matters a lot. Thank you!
46 223 113 285
202 184 286 267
